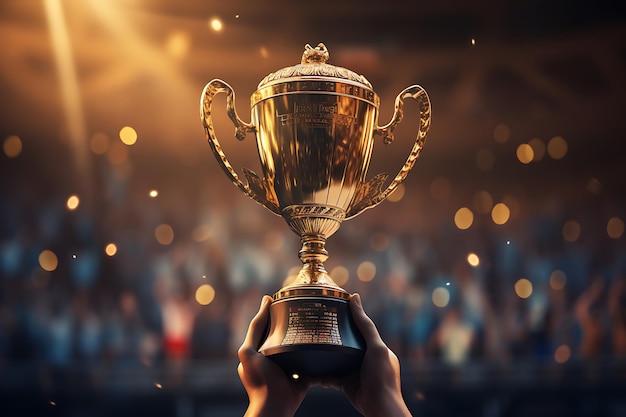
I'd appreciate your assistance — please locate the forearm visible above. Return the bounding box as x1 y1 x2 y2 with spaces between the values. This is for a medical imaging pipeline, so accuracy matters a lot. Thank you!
244 402 295 417
362 389 412 417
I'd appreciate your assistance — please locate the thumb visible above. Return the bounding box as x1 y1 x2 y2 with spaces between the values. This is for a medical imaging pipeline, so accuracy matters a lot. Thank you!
349 293 385 348
240 295 272 354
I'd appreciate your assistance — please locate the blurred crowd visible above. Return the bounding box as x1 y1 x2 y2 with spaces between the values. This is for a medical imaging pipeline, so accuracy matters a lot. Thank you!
1 156 625 373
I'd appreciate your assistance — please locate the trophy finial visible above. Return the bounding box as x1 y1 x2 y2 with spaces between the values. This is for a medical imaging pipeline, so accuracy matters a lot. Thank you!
301 43 329 64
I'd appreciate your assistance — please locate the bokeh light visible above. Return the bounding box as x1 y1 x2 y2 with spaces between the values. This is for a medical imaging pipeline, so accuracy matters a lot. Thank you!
549 270 567 290
195 284 216 305
491 203 510 225
155 224 174 245
3 134 23 158
149 190 158 198
493 123 510 143
547 136 568 159
514 278 533 299
607 217 624 239
454 207 474 230
66 195 80 210
119 126 138 145
432 287 450 307
105 243 118 257
39 250 59 272
562 220 581 242
467 253 480 267
209 17 223 32
516 143 534 164
330 266 349 287
554 345 571 364
387 183 405 202
357 261 376 282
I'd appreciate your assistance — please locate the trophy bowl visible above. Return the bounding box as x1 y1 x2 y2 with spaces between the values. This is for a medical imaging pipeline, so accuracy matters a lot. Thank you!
200 43 431 377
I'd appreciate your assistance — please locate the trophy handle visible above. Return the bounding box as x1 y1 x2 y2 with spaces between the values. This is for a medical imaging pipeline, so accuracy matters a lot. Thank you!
346 85 431 219
200 79 280 215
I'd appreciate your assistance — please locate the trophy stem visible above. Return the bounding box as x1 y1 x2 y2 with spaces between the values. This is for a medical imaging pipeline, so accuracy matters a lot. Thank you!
294 234 339 287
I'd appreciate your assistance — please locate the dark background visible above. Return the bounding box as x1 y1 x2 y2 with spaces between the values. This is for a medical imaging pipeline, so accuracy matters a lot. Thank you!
1 0 626 416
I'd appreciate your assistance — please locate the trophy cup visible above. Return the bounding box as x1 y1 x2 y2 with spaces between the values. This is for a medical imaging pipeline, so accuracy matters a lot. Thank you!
200 43 431 377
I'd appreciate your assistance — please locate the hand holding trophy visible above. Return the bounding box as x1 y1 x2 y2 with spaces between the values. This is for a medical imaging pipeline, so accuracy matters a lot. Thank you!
200 43 431 378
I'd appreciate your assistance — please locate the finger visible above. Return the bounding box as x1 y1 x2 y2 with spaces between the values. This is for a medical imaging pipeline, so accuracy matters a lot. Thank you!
349 293 385 348
240 295 272 354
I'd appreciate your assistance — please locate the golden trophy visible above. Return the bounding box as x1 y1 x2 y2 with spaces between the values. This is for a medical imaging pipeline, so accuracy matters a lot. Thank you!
200 43 431 377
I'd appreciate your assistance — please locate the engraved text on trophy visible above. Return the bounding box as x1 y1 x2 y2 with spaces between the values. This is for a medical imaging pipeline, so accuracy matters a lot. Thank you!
279 102 356 129
281 302 342 345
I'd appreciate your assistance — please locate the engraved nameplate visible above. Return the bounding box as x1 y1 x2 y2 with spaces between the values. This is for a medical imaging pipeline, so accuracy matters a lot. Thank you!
281 302 342 345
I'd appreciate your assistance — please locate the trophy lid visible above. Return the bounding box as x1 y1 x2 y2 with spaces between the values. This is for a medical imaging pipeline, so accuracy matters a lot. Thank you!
257 43 373 89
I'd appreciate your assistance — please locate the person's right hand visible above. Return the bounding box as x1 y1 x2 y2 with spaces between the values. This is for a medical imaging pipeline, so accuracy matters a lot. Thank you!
322 293 412 417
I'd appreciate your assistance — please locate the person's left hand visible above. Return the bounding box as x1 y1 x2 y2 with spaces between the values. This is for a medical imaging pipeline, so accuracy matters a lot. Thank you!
238 295 311 417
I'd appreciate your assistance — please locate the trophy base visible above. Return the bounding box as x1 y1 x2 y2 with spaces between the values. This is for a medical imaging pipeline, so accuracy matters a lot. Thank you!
258 286 365 378
262 344 364 378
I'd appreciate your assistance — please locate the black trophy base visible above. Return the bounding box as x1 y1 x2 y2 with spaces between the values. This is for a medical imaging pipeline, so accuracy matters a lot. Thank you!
258 287 365 378
262 344 364 378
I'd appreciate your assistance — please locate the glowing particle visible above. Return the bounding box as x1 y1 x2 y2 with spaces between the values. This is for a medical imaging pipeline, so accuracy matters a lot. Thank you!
235 14 240 19
155 383 163 389
149 190 158 198
471 38 476 45
72 254 77 259
66 195 80 210
467 253 480 267
202 275 206 279
105 243 117 256
291 373 300 380
506 240 511 245
50 401 56 406
454 207 474 230
209 17 223 32
445 282 451 286
416 391 426 401
119 126 137 145
195 284 216 305
514 278 533 299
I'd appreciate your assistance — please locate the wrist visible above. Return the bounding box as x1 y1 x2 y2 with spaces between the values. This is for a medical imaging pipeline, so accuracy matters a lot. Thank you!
362 390 412 417
244 398 297 417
